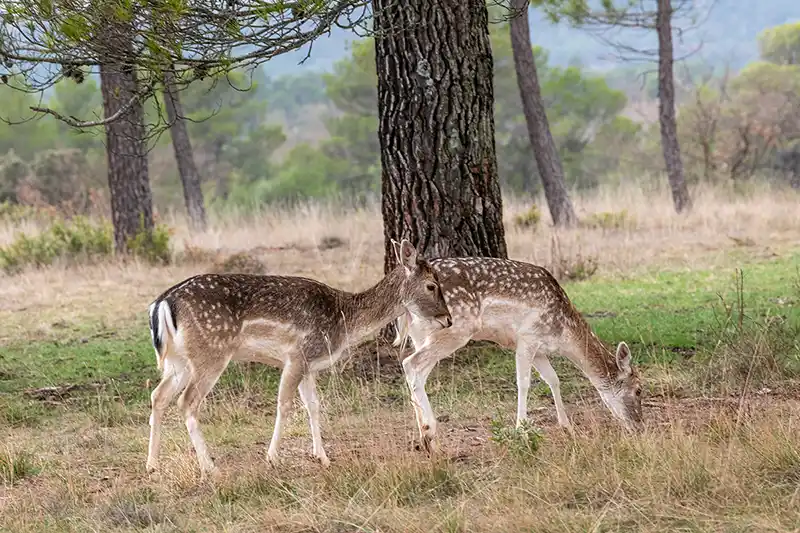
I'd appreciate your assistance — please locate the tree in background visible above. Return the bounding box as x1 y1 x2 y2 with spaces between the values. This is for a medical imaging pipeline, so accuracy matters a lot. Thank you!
320 40 381 199
96 20 153 252
485 23 636 194
163 69 207 231
48 79 104 153
508 0 577 227
758 21 800 65
252 41 380 205
263 72 330 124
675 22 800 185
544 0 701 213
374 0 508 274
656 0 691 213
255 30 635 206
0 87 59 161
0 0 370 247
179 70 286 206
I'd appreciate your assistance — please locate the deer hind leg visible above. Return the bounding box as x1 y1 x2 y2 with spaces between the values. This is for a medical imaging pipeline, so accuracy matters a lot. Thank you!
267 359 304 465
176 355 232 480
297 372 329 467
402 327 472 454
146 358 190 473
531 352 572 432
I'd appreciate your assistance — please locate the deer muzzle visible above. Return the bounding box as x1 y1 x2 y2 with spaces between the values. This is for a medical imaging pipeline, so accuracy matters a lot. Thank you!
435 314 453 328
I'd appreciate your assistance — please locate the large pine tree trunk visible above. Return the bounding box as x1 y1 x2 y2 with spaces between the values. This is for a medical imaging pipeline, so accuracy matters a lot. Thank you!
98 25 153 253
656 0 692 213
509 0 577 227
163 69 208 232
374 0 508 276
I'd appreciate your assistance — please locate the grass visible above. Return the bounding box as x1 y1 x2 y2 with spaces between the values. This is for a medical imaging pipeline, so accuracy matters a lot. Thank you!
570 254 800 350
0 448 40 485
1 182 800 531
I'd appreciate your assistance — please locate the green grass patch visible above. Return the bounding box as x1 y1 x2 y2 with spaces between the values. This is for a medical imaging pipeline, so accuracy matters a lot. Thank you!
566 253 800 354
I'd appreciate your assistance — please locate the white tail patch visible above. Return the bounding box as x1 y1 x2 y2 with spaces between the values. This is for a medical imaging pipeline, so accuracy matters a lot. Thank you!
153 300 178 371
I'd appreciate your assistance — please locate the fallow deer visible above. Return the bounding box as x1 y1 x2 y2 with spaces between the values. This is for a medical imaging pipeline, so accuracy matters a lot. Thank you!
393 257 643 453
146 239 452 480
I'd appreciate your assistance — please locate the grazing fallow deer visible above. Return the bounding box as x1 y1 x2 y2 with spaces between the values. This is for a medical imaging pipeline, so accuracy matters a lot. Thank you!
393 257 643 452
146 239 452 480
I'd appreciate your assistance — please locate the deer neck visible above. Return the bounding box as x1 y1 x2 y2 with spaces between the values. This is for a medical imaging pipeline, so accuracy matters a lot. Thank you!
566 329 619 390
339 269 405 343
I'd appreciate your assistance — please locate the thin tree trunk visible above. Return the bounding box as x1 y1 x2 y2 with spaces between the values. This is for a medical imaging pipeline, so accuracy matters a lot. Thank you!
163 69 208 231
509 0 577 227
657 0 692 213
98 25 154 253
374 0 508 279
213 140 228 200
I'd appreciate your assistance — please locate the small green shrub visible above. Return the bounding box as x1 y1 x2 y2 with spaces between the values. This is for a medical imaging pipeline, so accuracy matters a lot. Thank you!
551 252 599 282
126 221 171 265
490 418 544 458
0 215 112 273
0 201 55 224
0 214 172 273
561 253 599 281
514 205 542 229
548 234 599 282
581 209 635 230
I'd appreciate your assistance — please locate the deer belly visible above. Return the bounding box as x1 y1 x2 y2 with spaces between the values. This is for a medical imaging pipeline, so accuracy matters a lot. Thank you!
475 301 523 349
232 320 301 366
473 322 518 349
233 336 288 366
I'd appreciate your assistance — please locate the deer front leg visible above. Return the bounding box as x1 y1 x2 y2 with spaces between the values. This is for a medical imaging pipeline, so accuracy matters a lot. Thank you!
402 328 471 454
404 358 438 454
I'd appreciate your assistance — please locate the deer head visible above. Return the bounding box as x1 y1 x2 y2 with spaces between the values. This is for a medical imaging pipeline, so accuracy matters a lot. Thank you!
391 239 452 330
597 342 644 431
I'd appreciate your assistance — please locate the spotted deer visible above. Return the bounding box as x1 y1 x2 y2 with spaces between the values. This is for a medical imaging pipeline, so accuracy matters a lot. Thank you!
146 239 452 480
393 257 643 452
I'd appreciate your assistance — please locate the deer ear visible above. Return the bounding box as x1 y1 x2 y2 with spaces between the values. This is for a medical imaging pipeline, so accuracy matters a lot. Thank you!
399 239 418 274
391 239 402 263
616 342 632 375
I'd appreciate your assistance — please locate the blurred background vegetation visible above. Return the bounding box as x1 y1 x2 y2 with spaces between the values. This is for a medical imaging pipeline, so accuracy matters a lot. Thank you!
1 2 798 217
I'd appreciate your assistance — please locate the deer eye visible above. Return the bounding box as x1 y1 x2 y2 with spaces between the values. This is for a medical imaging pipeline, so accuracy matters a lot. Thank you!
635 388 642 397
425 283 437 292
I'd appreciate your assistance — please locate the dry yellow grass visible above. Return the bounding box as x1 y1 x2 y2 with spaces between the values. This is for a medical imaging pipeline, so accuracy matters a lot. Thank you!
1 181 799 532
2 388 799 531
3 180 797 329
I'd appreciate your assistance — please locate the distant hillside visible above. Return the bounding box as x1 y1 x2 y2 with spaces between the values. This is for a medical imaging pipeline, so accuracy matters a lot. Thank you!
265 0 798 76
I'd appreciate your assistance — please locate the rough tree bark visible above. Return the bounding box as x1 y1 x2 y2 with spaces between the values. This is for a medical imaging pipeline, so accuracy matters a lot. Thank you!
163 69 208 232
374 0 508 277
509 0 577 227
98 24 154 253
657 0 692 213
